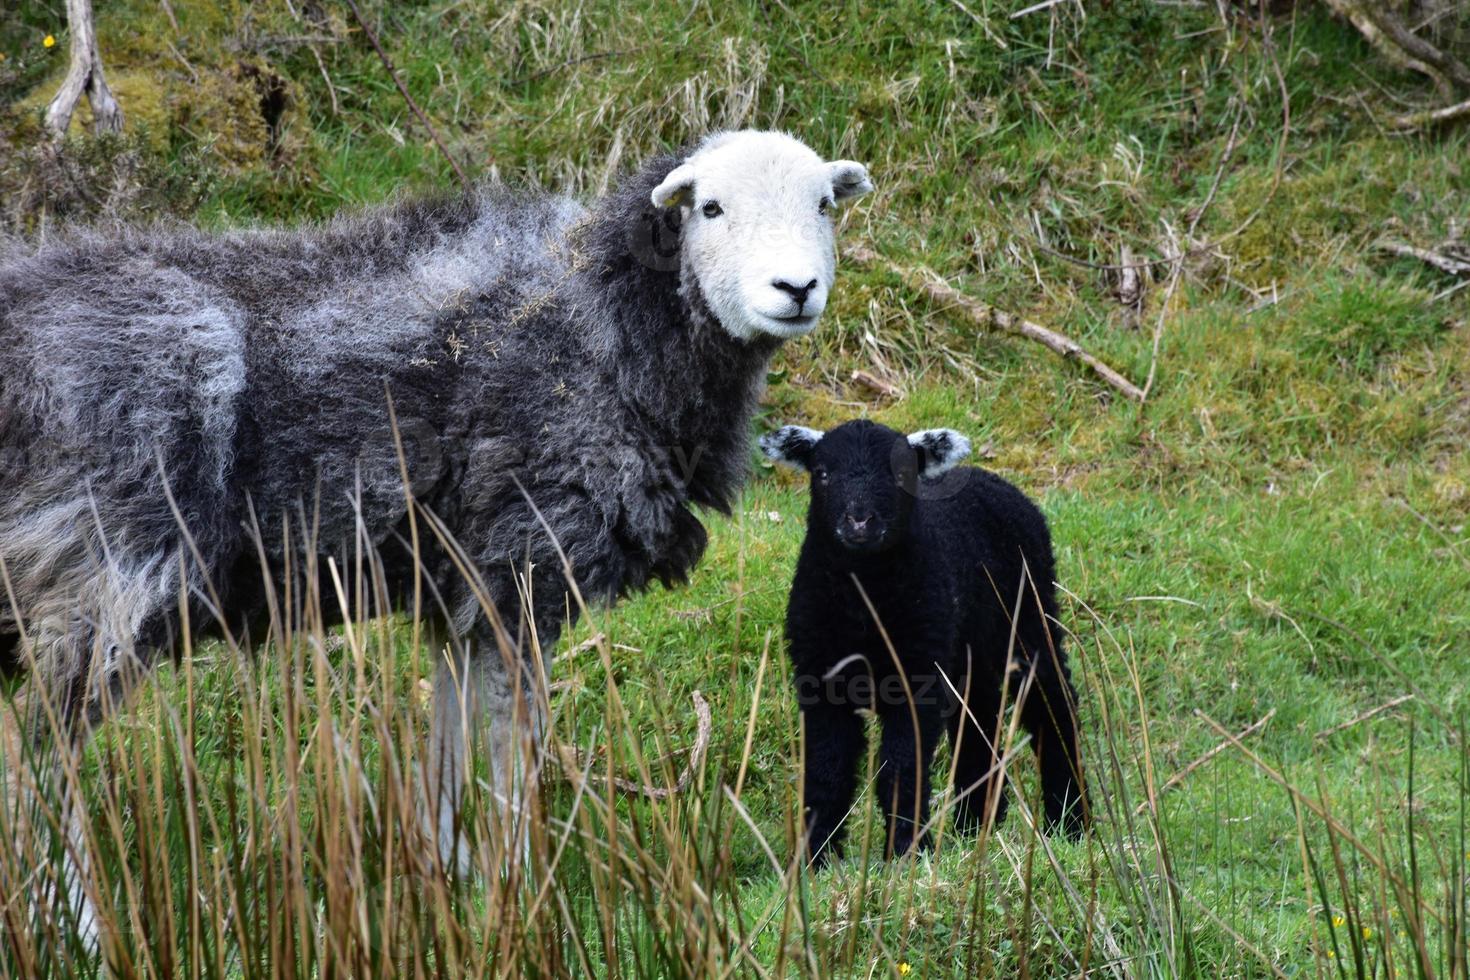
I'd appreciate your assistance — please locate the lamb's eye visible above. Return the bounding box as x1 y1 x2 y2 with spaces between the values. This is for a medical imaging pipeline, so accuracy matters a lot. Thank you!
701 201 723 218
818 197 833 215
813 466 829 484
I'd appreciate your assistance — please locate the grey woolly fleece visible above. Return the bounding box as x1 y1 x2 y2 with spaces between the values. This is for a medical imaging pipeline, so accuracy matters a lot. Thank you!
0 152 783 722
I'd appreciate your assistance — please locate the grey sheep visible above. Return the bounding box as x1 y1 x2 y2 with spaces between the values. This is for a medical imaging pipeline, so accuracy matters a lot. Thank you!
0 130 872 934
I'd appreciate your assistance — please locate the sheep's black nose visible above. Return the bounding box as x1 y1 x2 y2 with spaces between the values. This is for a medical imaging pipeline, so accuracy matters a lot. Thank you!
773 278 818 309
844 512 875 532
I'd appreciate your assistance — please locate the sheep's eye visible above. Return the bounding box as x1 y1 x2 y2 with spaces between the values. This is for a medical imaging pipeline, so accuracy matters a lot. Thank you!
818 197 833 215
701 201 723 218
813 466 829 484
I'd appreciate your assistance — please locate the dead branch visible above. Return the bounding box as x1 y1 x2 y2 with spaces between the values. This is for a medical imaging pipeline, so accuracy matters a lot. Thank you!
1391 95 1470 130
1314 694 1415 741
1134 709 1276 815
554 690 712 800
1377 239 1470 276
843 244 1146 403
850 369 905 401
1354 3 1470 92
1324 0 1470 130
1322 0 1460 98
44 0 123 139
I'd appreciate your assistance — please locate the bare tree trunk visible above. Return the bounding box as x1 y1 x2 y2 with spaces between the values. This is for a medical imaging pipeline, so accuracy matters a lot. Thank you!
44 0 124 140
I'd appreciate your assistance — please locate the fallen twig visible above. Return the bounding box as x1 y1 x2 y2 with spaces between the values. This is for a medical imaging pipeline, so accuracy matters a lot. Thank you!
1391 96 1470 131
1322 0 1467 98
1135 709 1276 816
843 244 1146 403
559 631 642 663
1376 240 1470 276
1314 694 1415 741
553 690 712 800
1010 0 1069 18
850 369 905 401
343 0 470 191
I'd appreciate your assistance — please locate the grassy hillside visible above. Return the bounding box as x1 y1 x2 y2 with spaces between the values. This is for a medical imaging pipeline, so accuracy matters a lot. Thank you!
1 1 1468 976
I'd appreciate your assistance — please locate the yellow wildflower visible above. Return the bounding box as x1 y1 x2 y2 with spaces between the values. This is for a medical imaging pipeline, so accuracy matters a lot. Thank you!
1327 950 1336 959
1362 927 1372 940
43 34 56 48
897 964 913 977
1331 915 1345 928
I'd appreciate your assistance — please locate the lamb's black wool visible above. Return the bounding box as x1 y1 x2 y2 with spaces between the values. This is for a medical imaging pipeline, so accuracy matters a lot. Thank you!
762 419 1087 864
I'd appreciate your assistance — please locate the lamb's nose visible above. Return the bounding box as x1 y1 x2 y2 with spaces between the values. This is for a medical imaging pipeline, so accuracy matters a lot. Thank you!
773 278 818 309
845 512 874 532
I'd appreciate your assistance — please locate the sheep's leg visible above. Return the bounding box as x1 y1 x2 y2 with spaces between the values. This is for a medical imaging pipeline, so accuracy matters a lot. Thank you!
796 696 866 867
1 683 99 948
1016 654 1087 836
948 668 1009 833
3 621 156 956
427 636 543 875
875 703 945 858
0 682 93 938
427 566 562 876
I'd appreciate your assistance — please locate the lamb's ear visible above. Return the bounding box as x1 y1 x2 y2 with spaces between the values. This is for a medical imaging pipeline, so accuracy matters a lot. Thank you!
908 428 971 478
759 425 825 470
651 163 697 209
827 160 873 204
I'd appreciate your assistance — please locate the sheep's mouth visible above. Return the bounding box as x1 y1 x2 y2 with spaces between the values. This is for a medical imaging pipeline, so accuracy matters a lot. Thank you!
763 313 819 335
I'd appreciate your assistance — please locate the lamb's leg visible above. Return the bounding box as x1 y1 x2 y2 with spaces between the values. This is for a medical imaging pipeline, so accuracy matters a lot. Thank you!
948 666 1009 833
796 696 866 867
1017 652 1087 836
875 702 945 858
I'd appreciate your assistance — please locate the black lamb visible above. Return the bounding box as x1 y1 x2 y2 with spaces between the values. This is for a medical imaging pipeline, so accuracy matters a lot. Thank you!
760 419 1087 864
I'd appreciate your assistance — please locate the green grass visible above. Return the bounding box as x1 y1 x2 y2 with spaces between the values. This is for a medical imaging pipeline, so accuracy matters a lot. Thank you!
3 0 1470 976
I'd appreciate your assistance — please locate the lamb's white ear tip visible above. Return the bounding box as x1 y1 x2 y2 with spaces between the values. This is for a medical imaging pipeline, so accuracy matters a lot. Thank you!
761 425 824 467
909 428 971 475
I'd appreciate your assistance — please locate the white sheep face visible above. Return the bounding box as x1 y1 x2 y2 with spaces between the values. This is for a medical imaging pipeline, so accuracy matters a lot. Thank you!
650 131 872 342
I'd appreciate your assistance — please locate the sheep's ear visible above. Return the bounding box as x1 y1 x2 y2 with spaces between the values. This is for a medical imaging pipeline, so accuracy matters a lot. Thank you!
760 425 825 470
827 160 873 204
908 428 970 478
651 163 697 209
